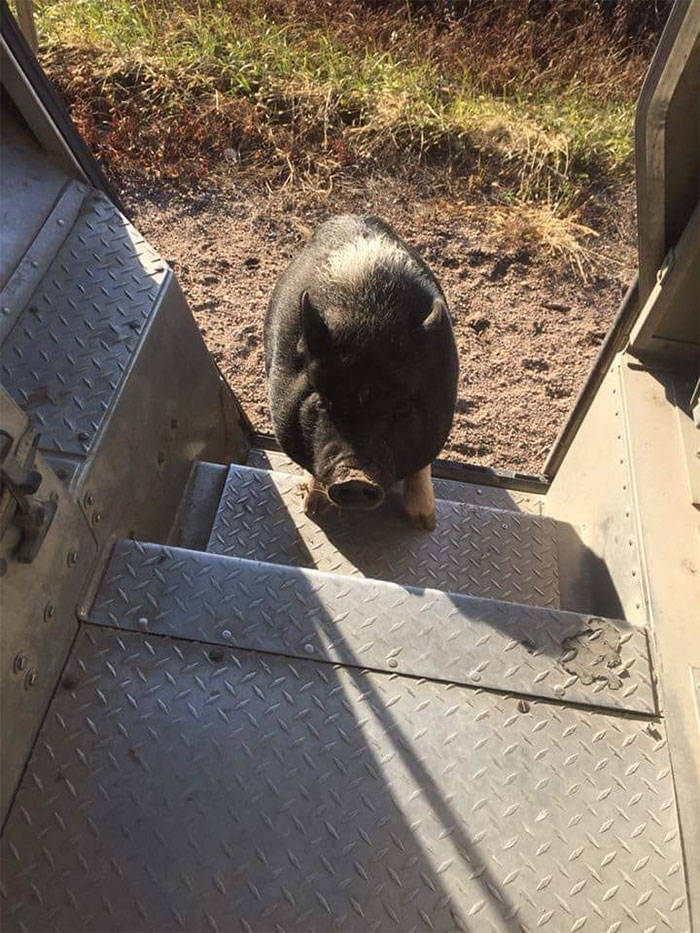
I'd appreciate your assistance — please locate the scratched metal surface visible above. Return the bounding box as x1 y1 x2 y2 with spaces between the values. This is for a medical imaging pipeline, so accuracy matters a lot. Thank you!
0 626 688 933
245 448 544 514
0 192 167 456
207 466 560 608
90 539 654 713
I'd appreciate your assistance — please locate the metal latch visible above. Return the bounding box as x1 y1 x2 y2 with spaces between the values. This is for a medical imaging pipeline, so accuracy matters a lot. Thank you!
0 429 56 562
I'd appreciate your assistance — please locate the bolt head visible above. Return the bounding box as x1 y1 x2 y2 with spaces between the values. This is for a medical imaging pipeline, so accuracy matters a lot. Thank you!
84 493 95 507
387 658 398 669
13 653 28 673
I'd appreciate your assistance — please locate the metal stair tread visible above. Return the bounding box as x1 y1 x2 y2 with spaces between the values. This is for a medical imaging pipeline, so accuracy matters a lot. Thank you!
1 624 686 933
0 190 167 457
89 538 654 713
207 464 561 608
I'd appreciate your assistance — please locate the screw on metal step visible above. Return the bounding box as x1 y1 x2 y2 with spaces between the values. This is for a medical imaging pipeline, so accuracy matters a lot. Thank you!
387 658 398 669
84 492 95 507
24 670 38 689
13 653 28 674
93 512 102 525
44 603 56 622
66 550 79 567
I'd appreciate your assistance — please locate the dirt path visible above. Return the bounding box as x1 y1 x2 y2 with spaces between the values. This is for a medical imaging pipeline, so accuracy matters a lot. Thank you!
127 180 636 474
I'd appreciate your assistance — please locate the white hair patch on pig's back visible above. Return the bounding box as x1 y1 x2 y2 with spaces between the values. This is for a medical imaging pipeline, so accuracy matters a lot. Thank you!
322 234 420 298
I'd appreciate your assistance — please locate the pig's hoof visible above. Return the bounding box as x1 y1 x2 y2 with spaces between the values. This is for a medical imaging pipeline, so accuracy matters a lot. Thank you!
300 475 331 517
303 489 331 517
403 503 436 530
402 466 435 531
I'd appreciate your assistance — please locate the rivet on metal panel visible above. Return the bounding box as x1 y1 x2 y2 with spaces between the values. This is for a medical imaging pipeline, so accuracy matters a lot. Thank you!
66 550 79 567
387 657 398 668
84 493 95 507
303 643 314 654
44 603 55 623
137 617 148 631
221 630 233 641
2 307 10 315
77 432 89 443
93 512 102 525
13 654 28 673
61 672 78 690
57 219 65 227
24 670 38 689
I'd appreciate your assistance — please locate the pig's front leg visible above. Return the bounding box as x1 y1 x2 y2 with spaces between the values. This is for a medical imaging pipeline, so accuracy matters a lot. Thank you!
402 465 435 530
300 471 331 517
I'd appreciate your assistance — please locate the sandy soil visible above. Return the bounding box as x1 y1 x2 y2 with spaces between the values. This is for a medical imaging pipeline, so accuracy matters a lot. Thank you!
127 178 637 474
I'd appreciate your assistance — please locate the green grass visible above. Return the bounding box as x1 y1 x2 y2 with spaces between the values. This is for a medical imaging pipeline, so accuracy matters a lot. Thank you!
30 0 647 259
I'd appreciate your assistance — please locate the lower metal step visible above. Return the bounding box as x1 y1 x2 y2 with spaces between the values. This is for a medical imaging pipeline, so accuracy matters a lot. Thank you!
206 465 561 609
0 624 688 933
90 539 654 713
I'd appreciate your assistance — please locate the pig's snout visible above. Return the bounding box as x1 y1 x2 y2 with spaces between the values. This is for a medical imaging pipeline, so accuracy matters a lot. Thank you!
327 471 385 510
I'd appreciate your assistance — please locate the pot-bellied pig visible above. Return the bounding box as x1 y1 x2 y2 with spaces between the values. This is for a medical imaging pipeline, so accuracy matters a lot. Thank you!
264 215 458 529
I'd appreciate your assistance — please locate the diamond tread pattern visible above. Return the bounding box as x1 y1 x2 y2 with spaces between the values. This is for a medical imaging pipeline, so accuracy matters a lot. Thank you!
1 192 167 455
91 539 654 713
244 448 544 514
207 466 560 607
0 626 689 933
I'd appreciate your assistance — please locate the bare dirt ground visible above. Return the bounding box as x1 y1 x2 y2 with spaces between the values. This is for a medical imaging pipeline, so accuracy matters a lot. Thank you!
127 177 637 475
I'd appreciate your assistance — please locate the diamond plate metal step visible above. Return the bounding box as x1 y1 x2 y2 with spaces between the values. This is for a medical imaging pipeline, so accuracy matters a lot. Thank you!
207 465 561 608
90 539 655 712
246 447 544 513
0 190 167 457
0 624 688 933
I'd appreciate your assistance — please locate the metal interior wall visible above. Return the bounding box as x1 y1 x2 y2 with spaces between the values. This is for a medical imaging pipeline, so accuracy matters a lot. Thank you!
0 390 95 823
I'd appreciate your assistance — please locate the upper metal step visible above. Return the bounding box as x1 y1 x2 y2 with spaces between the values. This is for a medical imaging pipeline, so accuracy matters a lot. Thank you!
206 465 561 609
246 447 544 513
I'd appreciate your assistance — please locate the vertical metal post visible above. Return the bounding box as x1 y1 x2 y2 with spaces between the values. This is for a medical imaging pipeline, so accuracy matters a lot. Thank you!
13 0 37 52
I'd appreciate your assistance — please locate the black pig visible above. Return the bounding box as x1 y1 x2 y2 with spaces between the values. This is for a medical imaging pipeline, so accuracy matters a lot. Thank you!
264 215 458 529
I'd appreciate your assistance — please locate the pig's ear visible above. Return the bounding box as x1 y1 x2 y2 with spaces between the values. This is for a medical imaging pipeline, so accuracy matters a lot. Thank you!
300 291 330 355
421 297 446 332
